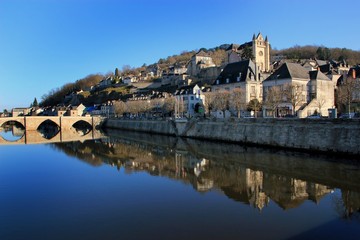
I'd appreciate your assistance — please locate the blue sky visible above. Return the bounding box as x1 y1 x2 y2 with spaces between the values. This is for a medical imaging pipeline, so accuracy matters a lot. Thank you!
1 0 359 111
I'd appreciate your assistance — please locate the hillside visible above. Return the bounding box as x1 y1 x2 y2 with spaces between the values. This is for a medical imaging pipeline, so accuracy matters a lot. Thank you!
39 44 360 107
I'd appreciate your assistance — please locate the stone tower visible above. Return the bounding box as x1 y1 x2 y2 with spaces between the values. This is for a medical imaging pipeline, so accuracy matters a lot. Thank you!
252 33 270 72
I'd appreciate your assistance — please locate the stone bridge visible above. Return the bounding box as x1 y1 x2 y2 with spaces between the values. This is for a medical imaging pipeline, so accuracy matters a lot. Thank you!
0 116 105 145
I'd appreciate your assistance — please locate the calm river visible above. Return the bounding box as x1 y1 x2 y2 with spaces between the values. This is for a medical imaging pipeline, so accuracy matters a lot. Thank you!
1 128 360 240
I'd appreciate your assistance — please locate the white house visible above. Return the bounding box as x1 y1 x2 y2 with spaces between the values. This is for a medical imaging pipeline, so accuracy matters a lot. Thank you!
174 84 205 118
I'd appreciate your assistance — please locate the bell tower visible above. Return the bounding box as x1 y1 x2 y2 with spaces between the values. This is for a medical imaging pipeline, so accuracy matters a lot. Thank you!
252 33 270 72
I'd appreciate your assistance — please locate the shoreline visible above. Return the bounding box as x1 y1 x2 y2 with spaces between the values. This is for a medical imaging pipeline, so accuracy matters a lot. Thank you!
103 118 360 156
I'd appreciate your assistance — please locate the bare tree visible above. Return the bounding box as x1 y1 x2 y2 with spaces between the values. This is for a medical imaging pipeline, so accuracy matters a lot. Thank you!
263 86 283 117
337 77 360 115
213 91 230 117
315 95 327 116
203 92 216 116
229 88 246 118
163 97 175 117
114 101 127 117
283 83 304 115
126 101 140 117
174 96 185 118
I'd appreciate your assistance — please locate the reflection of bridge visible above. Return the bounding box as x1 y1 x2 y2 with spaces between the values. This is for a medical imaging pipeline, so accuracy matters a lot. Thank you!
0 116 105 145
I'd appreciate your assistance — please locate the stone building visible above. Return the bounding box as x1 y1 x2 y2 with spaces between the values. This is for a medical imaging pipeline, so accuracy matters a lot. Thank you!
262 62 335 117
187 50 216 77
212 59 263 103
226 33 271 73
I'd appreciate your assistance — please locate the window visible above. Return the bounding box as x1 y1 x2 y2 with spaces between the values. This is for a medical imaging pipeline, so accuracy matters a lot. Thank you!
216 80 219 85
226 78 229 83
251 86 256 94
190 96 194 100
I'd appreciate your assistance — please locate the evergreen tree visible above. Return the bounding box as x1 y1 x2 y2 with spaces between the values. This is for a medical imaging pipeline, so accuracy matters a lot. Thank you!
241 46 254 60
32 97 38 107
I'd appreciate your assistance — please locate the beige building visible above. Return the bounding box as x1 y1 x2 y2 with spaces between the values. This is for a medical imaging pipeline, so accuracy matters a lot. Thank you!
212 59 263 103
262 62 335 117
11 108 31 117
187 50 216 77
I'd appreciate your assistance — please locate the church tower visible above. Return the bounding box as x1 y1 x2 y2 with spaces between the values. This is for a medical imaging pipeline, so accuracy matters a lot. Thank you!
252 33 270 72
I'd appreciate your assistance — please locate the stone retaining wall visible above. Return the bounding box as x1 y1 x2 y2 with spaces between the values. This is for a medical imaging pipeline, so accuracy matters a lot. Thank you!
104 118 360 155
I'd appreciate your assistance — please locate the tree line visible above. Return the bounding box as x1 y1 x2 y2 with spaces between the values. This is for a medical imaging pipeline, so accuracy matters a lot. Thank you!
272 45 360 65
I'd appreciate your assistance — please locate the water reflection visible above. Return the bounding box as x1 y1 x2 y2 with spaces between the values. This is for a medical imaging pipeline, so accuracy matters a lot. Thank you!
37 120 60 139
50 129 360 219
0 121 25 141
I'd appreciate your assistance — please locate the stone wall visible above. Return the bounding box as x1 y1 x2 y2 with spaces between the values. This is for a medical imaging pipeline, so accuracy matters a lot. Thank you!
104 118 360 155
105 119 177 136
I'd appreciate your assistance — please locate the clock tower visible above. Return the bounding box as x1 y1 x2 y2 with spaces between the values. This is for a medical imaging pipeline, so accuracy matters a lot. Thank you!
252 33 270 72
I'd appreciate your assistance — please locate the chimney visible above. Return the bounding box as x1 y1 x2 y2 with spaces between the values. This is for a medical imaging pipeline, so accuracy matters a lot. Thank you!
352 69 356 79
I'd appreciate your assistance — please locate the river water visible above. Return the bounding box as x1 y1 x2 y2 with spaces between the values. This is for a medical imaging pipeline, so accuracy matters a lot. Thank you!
1 128 360 240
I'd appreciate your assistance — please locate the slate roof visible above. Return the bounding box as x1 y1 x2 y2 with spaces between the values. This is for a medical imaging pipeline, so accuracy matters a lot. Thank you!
212 59 256 85
175 84 202 95
315 59 327 66
264 62 309 81
309 70 331 81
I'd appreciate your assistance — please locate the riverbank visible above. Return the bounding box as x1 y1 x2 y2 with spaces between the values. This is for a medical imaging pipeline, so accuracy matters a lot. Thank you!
104 118 360 155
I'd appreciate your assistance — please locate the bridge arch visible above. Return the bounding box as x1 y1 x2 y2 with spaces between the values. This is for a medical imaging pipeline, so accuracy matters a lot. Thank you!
25 117 61 131
0 117 25 129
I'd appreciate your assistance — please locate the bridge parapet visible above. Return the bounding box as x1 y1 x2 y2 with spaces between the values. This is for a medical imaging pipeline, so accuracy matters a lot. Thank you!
0 116 105 145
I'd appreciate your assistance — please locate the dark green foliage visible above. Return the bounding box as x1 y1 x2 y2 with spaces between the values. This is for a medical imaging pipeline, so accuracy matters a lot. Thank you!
31 97 38 107
241 46 254 60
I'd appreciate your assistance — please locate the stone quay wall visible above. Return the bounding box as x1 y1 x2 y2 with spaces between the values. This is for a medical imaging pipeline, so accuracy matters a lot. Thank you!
104 118 360 155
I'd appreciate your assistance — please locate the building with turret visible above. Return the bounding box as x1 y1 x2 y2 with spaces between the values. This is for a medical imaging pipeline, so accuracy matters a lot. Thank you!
226 32 271 73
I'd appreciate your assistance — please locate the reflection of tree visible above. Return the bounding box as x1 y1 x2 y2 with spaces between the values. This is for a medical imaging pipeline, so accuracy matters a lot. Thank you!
332 190 360 221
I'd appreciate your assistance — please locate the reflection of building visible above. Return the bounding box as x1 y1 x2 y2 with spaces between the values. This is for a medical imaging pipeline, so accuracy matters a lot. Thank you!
11 125 25 137
245 169 269 211
73 131 348 213
263 175 332 210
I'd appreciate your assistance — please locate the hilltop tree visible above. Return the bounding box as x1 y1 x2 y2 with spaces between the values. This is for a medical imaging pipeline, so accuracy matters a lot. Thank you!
31 97 38 107
316 47 331 60
241 46 254 60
